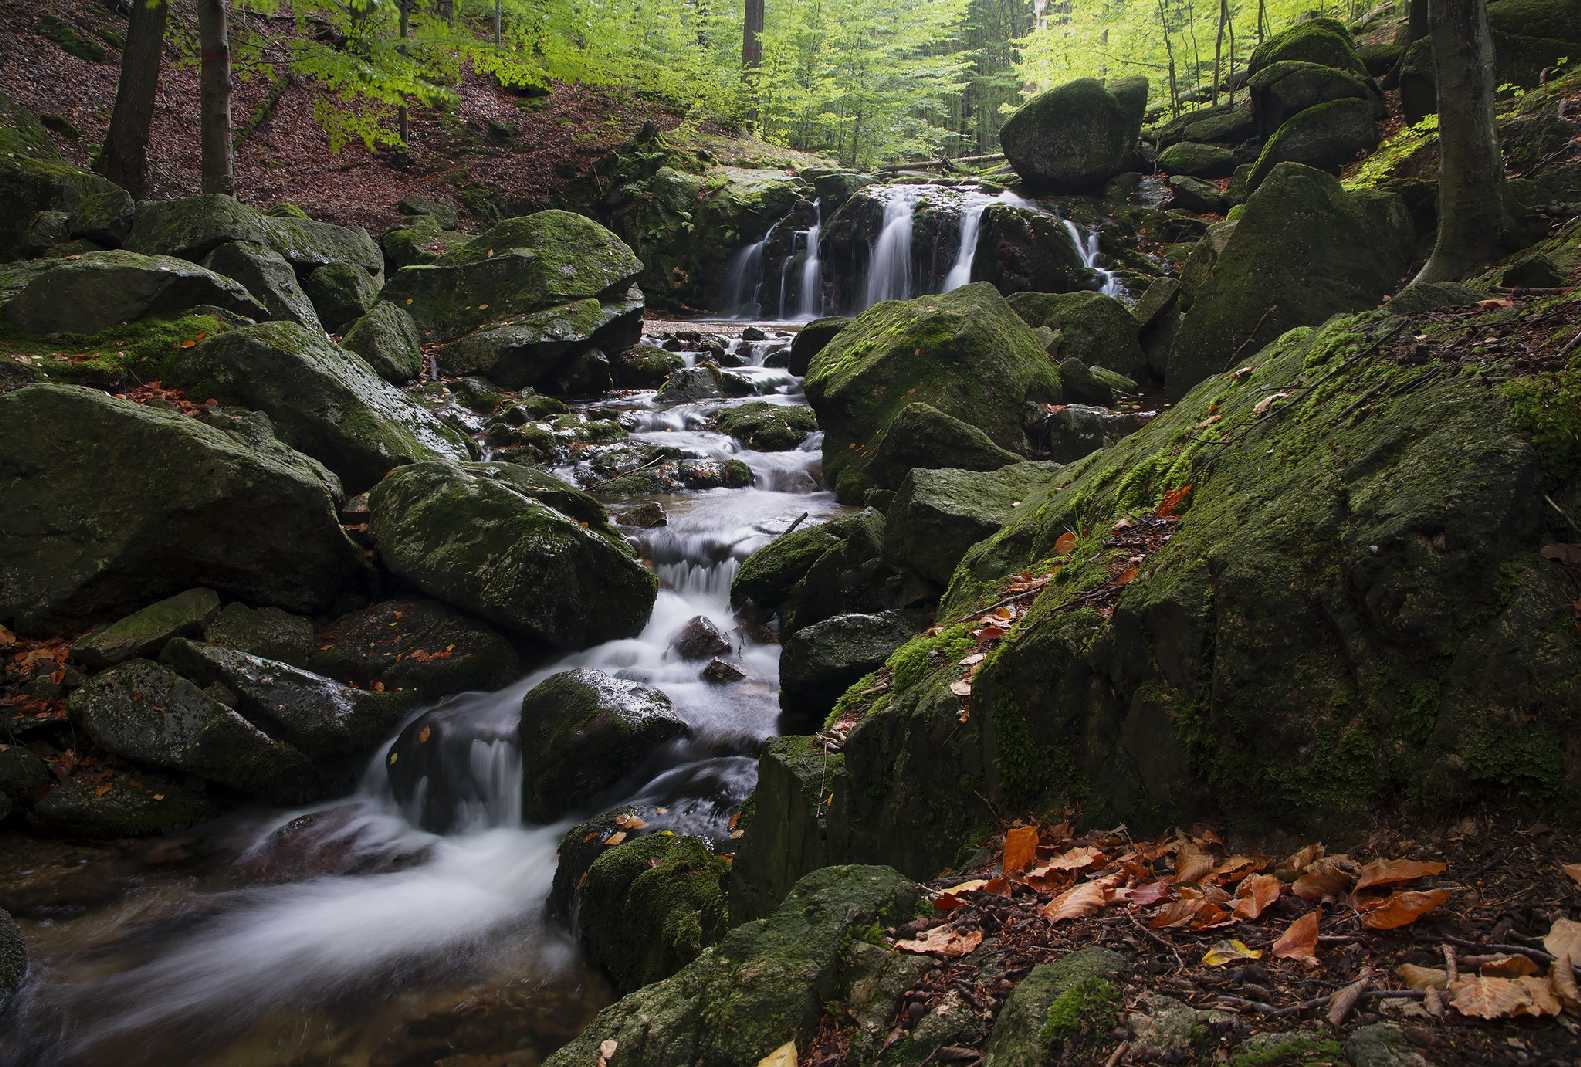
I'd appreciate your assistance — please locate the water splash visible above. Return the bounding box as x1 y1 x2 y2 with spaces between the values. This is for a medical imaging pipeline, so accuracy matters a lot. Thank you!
1062 218 1122 298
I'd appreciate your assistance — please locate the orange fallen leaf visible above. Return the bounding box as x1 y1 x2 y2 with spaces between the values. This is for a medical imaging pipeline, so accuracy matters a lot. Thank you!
417 725 432 744
1562 863 1581 888
1114 565 1139 586
1272 911 1319 962
1002 825 1039 876
94 783 112 797
603 831 627 847
894 925 984 958
1551 951 1580 1014
1253 391 1289 416
1353 858 1446 891
1292 856 1356 901
1479 954 1540 978
1396 964 1449 990
934 879 990 912
1120 879 1171 907
1042 876 1116 923
1449 975 1560 1019
1232 874 1282 920
1359 888 1450 930
613 813 647 831
1053 530 1077 556
1543 918 1581 962
1172 840 1217 884
1284 843 1325 873
1156 484 1192 518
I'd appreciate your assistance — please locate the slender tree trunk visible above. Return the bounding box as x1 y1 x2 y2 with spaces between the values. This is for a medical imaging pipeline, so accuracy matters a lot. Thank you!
1226 3 1236 103
495 0 502 47
1157 0 1180 116
1406 0 1429 42
197 0 233 195
397 0 411 142
1212 0 1226 106
101 0 167 198
742 0 764 67
1415 0 1511 282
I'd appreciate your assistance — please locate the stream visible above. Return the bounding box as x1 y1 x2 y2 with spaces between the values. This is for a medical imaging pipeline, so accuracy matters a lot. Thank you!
0 321 837 1067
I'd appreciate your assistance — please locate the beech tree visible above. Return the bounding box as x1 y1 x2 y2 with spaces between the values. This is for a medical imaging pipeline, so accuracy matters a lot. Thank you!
198 0 234 195
101 0 168 197
1414 0 1512 283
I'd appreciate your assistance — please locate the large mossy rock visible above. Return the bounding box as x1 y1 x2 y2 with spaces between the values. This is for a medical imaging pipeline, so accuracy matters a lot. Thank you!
435 291 644 389
984 949 1128 1067
0 129 134 260
517 668 691 820
340 301 423 383
368 462 657 649
202 241 323 331
1000 78 1145 192
0 385 365 632
784 316 851 376
805 283 1060 503
1009 290 1148 382
1247 98 1382 189
1487 0 1581 86
730 509 899 633
72 588 221 669
714 401 818 451
736 300 1581 887
68 659 313 799
543 864 920 1067
311 597 520 697
970 203 1092 295
1246 16 1368 79
850 402 1025 505
0 250 265 335
32 769 217 837
164 321 469 492
1168 163 1415 399
574 833 730 993
1156 141 1236 179
884 462 1063 586
1249 60 1379 136
780 611 923 732
1152 100 1258 149
301 261 380 332
259 214 384 281
126 194 271 261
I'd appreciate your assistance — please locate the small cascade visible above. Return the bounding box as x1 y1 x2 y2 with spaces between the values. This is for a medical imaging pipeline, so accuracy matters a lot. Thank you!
796 203 824 318
863 187 922 307
1063 219 1122 298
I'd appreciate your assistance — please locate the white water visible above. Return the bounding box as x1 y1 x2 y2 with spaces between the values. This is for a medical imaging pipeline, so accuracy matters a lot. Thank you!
862 186 924 307
1063 218 1122 298
942 189 1033 292
797 203 824 318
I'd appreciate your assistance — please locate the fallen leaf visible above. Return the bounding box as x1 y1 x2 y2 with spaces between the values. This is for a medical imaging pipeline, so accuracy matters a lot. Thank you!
1231 365 1255 381
1119 879 1170 907
1173 840 1217 884
1551 951 1581 1014
1156 484 1192 518
1543 917 1581 962
1203 939 1263 966
1044 845 1105 872
94 783 112 797
1272 911 1319 962
1563 863 1581 888
1053 530 1077 556
1479 954 1540 978
613 813 647 831
1002 825 1039 876
894 925 984 958
603 831 627 847
756 1041 796 1067
1042 876 1116 923
1448 975 1560 1019
934 879 990 911
1150 897 1211 930
1292 856 1356 901
1114 565 1139 586
417 725 432 744
949 679 972 698
1353 858 1447 891
1541 543 1581 565
1396 964 1449 990
1253 391 1289 416
1328 970 1372 1025
1477 297 1515 308
1232 874 1282 919
597 1038 619 1067
1283 843 1325 873
1359 889 1450 930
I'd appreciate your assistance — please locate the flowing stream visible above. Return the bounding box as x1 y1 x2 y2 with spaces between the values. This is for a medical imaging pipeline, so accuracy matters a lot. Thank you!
0 323 838 1067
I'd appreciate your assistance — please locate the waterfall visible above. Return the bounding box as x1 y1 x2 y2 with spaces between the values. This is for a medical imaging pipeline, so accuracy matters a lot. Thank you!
863 187 921 307
796 203 823 319
1062 218 1122 298
724 233 770 317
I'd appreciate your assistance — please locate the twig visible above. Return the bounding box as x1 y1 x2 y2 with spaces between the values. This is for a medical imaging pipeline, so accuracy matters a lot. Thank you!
1442 934 1553 963
1103 1042 1129 1067
1124 907 1186 972
1558 326 1581 363
1443 943 1458 985
1546 494 1581 536
1227 306 1278 365
781 510 810 537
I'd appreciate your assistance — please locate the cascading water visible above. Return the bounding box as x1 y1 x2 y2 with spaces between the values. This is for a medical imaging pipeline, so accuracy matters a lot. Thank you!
942 189 1033 293
862 186 923 307
1063 218 1123 298
796 203 824 319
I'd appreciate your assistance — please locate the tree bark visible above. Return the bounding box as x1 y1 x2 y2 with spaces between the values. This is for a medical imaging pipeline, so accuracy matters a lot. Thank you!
1414 0 1511 283
742 0 764 67
101 0 168 198
398 0 411 142
197 0 233 195
1406 0 1429 42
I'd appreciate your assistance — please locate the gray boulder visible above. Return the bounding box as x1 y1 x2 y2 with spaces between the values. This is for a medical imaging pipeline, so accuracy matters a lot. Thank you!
1156 141 1236 178
72 588 221 669
1168 174 1230 214
203 240 323 330
126 194 270 260
970 204 1093 295
1000 77 1146 192
885 462 1062 586
782 316 850 376
1009 290 1147 381
259 214 383 281
1247 97 1382 189
341 302 424 383
0 250 265 335
435 290 643 389
780 611 921 731
0 385 365 632
1250 60 1380 135
302 262 380 332
310 597 520 697
203 602 317 664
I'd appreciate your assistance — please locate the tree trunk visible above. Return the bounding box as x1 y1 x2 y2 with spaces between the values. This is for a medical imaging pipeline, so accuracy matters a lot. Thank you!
1212 0 1226 106
1406 0 1429 42
742 0 764 67
495 0 502 47
1414 0 1511 283
197 0 233 195
398 0 411 142
101 0 168 198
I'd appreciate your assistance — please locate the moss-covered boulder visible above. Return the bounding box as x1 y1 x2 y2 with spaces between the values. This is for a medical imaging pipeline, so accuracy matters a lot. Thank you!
0 906 23 1016
300 261 379 332
806 283 1059 502
611 343 685 388
1168 174 1230 214
31 768 217 837
1157 141 1236 179
160 638 414 765
544 864 920 1067
970 204 1093 295
1009 290 1148 381
984 948 1127 1066
203 603 316 664
0 250 266 335
1246 16 1368 79
714 401 819 451
575 833 730 992
259 215 383 281
369 462 657 649
731 509 900 633
885 462 1063 586
1000 78 1146 192
845 401 1026 504
518 668 691 820
1487 0 1581 87
1152 100 1258 149
165 321 469 492
1247 98 1382 188
126 194 271 261
1250 60 1379 136
780 611 923 732
202 241 323 331
0 385 365 632
310 597 520 697
434 290 644 390
340 301 423 383
68 659 314 799
379 214 470 270
726 737 845 921
784 316 851 376
72 588 221 669
0 156 134 261
1168 163 1415 399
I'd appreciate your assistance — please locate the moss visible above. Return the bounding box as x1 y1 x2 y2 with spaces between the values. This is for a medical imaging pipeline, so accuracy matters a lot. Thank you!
1229 1031 1345 1066
1039 976 1122 1050
38 15 109 63
1501 350 1581 478
0 313 231 389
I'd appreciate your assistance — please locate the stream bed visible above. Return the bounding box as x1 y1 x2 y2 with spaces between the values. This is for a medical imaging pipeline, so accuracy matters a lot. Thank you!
0 318 836 1067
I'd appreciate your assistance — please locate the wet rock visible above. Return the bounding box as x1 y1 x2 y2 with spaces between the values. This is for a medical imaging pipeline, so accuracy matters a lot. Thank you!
0 249 265 335
1168 174 1230 214
971 203 1093 295
807 284 1058 503
885 462 1063 586
0 385 365 632
259 214 384 281
984 948 1126 1066
236 804 433 883
311 597 520 697
575 833 730 993
1246 15 1368 79
1025 402 1153 462
781 316 850 376
160 638 415 763
669 616 732 661
780 611 922 731
300 261 380 332
1345 1021 1433 1067
202 603 317 665
1157 140 1236 179
1000 77 1147 192
677 457 754 490
617 501 667 528
846 401 1024 504
0 906 25 1014
730 509 898 634
72 588 222 669
1250 59 1380 136
1247 98 1382 189
370 461 656 649
1058 357 1117 406
700 659 745 684
164 321 469 493
547 806 646 919
518 668 692 821
31 769 217 838
125 193 269 260
341 302 424 384
611 343 684 388
202 240 323 331
1009 289 1148 382
387 710 519 833
713 401 818 450
68 659 314 799
436 292 643 390
544 865 919 1067
655 364 757 404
